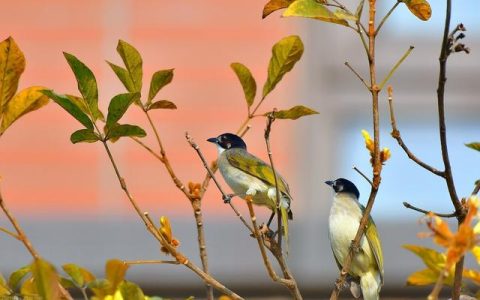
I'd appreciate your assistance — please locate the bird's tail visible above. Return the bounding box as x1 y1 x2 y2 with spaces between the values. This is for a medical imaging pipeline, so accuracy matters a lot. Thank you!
360 271 381 300
280 204 290 255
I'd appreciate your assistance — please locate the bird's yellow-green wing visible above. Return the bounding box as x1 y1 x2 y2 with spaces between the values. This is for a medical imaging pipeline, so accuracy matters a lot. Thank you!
365 215 384 284
225 149 291 197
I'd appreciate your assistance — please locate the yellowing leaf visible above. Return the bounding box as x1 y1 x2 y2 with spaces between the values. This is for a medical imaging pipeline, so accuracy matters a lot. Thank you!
147 100 177 111
283 0 349 26
464 269 480 285
262 35 304 99
105 259 128 294
267 105 318 120
333 9 358 21
466 142 480 152
403 0 432 21
119 281 145 300
0 86 49 135
0 37 25 113
406 268 438 286
403 244 446 272
31 258 61 300
0 272 11 296
262 0 295 18
231 63 256 108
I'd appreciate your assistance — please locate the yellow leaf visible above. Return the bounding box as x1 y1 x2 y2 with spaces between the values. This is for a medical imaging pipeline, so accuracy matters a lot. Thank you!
403 244 446 272
472 246 480 265
0 37 26 113
361 129 374 153
0 86 49 135
406 268 438 286
105 259 129 294
404 0 432 21
283 0 349 26
464 268 480 285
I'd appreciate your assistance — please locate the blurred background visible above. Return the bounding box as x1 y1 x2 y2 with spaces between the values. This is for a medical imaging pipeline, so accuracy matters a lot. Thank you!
0 0 479 298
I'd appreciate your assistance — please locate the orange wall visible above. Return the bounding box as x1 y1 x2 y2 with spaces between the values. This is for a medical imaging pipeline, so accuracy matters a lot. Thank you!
0 1 302 219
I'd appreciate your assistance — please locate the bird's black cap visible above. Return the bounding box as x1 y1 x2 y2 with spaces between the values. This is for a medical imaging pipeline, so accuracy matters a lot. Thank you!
325 178 360 199
207 133 247 150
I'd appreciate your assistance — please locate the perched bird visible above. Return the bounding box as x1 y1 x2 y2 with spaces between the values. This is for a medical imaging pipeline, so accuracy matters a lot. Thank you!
325 178 383 300
207 133 293 241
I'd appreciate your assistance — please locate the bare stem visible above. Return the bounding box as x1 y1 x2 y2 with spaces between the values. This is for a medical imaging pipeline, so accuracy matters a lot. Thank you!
403 201 456 218
124 260 180 265
0 184 73 300
379 46 414 90
353 166 373 187
101 140 241 299
245 197 302 300
141 108 213 300
330 0 382 298
387 87 445 177
0 226 20 240
345 62 370 90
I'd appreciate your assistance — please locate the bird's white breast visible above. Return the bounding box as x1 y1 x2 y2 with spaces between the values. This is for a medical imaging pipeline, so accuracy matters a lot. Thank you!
328 193 373 275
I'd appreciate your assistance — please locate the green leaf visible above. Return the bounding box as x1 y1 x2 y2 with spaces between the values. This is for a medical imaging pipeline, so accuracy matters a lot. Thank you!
63 52 102 121
283 0 349 26
231 63 256 108
8 265 30 291
106 92 140 129
262 35 304 99
267 105 318 120
148 69 174 104
117 40 143 93
62 264 84 287
403 0 432 21
334 9 358 21
42 90 94 129
70 129 100 144
466 142 480 152
20 277 37 296
355 0 365 18
119 281 145 300
59 277 75 289
107 124 146 140
31 258 61 300
262 0 295 18
147 100 177 111
0 272 12 296
0 37 25 114
107 61 136 93
105 259 129 293
88 278 111 299
0 86 50 135
67 94 105 122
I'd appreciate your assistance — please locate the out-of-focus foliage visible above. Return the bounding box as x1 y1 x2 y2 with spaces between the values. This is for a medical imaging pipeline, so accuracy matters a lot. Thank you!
405 197 480 286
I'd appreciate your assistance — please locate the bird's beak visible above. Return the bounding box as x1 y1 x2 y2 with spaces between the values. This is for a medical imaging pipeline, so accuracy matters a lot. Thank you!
207 137 217 144
325 180 334 186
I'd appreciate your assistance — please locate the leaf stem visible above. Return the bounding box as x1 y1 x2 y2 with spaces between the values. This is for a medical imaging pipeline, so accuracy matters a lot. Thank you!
379 46 414 90
403 201 457 218
375 1 400 37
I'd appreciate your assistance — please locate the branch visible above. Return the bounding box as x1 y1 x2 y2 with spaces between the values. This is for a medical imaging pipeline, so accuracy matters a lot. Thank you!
186 133 254 234
379 46 414 90
139 107 213 299
387 87 445 177
403 201 457 218
245 197 303 300
330 1 383 298
264 111 283 247
345 62 370 90
123 260 179 266
0 184 73 300
353 166 373 187
100 140 243 299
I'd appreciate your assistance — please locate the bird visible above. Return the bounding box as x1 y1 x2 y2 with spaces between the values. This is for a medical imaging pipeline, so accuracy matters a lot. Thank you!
325 178 383 300
207 133 293 243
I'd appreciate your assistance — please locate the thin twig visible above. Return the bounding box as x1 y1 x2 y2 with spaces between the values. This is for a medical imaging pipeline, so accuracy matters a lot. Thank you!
264 111 283 247
379 46 414 90
0 184 73 300
345 62 370 90
0 226 20 240
186 133 254 234
387 87 445 177
375 1 400 37
140 107 213 300
403 201 457 218
100 140 242 299
428 270 447 300
245 196 302 300
124 260 180 265
353 166 373 187
472 180 480 196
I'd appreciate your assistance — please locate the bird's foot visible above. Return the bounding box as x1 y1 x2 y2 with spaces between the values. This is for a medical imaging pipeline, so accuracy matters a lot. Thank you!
222 194 235 204
334 278 348 291
259 223 275 238
349 241 362 254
